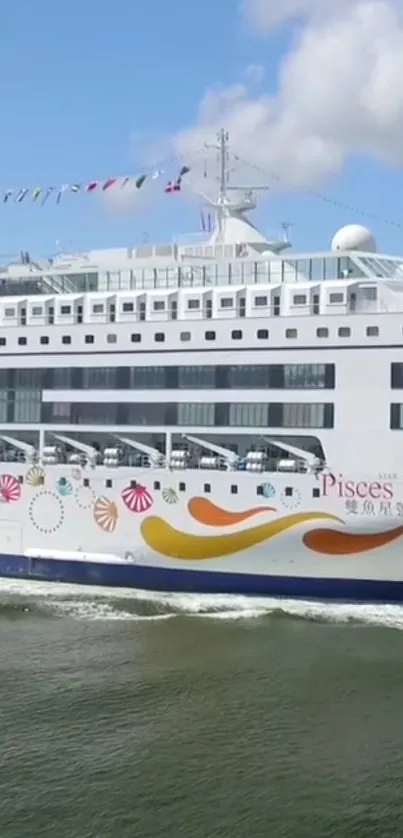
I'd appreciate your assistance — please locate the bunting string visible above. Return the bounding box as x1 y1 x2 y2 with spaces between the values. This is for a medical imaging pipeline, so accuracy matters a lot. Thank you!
0 164 191 206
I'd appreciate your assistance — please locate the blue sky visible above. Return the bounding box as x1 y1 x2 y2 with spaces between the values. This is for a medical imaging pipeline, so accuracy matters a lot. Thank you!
1 0 403 258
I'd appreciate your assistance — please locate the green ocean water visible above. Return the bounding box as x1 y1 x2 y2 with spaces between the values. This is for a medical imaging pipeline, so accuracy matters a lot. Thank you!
1 581 403 838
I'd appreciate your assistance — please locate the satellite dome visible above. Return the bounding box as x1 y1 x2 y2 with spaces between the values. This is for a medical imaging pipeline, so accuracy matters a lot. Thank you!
331 224 376 253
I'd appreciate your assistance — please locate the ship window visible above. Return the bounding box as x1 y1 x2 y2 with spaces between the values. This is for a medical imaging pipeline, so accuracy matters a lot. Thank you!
329 292 344 303
180 331 191 342
106 333 117 343
18 475 23 484
231 330 242 340
220 297 233 308
204 483 211 493
285 487 293 496
60 305 71 315
285 329 298 339
153 481 160 490
231 485 238 494
0 337 6 346
257 329 269 339
130 480 137 488
205 331 216 341
363 286 377 300
366 326 379 336
106 479 112 488
83 478 90 487
316 327 329 338
92 304 104 314
131 333 141 342
32 306 43 316
256 485 263 496
187 299 200 309
338 327 350 337
153 300 165 311
293 294 306 305
254 296 268 306
40 336 49 345
312 487 320 498
4 308 15 317
154 332 165 343
122 302 134 313
85 334 94 343
62 335 71 344
18 337 27 345
179 482 186 492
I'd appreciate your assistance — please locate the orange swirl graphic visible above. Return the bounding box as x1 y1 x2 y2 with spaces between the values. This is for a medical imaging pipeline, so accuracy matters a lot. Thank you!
188 497 275 527
141 512 340 560
303 526 403 555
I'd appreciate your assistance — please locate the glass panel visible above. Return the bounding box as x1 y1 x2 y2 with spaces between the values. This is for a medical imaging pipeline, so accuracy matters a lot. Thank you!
282 403 325 428
177 403 215 425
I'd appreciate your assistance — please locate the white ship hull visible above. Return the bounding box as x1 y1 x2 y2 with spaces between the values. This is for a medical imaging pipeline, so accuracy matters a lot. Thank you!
1 464 403 602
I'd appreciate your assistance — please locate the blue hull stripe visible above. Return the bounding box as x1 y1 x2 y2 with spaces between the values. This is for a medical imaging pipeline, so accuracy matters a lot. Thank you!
2 552 403 603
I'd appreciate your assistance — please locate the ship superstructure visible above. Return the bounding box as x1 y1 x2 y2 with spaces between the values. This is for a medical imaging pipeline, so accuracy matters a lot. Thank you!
0 130 402 601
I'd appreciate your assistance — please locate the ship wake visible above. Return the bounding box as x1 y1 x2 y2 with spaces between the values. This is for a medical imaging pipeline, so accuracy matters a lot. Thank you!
1 578 403 629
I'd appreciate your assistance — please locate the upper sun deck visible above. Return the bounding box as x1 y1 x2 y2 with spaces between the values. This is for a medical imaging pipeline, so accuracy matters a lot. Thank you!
1 247 402 299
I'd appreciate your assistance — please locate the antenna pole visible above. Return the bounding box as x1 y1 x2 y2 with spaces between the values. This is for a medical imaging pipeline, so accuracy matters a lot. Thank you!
218 128 228 202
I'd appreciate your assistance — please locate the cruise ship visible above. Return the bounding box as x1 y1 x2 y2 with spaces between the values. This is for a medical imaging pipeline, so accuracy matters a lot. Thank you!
0 129 403 602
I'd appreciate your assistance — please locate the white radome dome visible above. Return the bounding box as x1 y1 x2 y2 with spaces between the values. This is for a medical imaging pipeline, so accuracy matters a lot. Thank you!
331 224 377 253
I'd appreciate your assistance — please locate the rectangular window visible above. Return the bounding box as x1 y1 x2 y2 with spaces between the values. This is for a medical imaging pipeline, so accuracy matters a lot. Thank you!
366 326 379 336
180 331 191 342
85 335 94 344
130 367 165 388
83 368 117 388
220 297 233 308
254 296 268 306
284 364 328 389
316 327 329 338
338 327 350 337
92 304 104 314
154 333 165 343
257 329 269 339
60 305 71 315
187 299 200 309
40 336 49 345
106 334 117 343
53 368 72 388
18 337 27 346
32 306 43 316
4 308 15 317
131 333 141 343
13 389 41 423
122 302 134 313
293 294 307 305
231 330 242 340
391 364 403 388
229 403 269 426
62 335 71 344
281 402 332 428
285 329 298 338
390 404 403 429
153 300 165 311
178 366 215 388
177 403 215 425
205 331 216 341
329 293 344 303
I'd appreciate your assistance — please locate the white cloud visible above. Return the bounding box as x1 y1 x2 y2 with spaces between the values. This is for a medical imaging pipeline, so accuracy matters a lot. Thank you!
167 0 403 195
242 0 352 32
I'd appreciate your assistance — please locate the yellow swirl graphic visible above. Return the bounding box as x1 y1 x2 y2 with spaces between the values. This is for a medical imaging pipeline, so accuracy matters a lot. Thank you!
141 512 341 560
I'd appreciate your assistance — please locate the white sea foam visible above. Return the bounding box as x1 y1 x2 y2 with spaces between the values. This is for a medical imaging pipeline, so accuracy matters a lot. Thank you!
0 577 403 629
